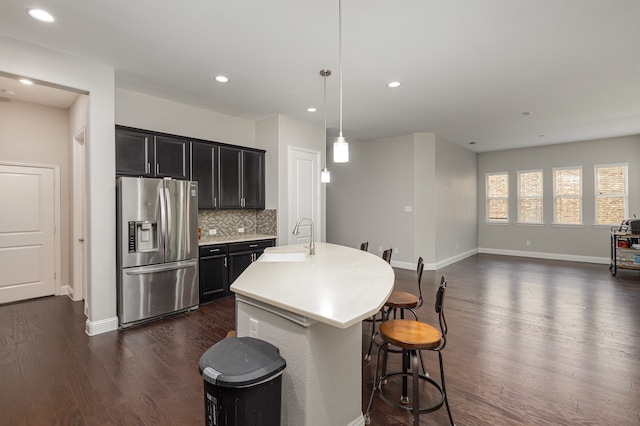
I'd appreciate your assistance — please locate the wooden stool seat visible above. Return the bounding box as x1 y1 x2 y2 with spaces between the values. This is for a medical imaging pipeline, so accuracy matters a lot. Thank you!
385 291 419 309
379 319 441 350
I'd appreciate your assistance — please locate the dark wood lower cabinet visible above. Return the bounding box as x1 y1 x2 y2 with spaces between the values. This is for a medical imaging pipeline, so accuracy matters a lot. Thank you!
228 239 275 284
199 244 228 303
199 239 275 304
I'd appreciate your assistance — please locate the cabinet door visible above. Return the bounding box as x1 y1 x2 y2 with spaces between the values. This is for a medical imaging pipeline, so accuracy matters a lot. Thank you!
155 136 190 179
219 146 242 208
199 254 228 302
242 150 265 209
228 250 253 284
191 142 218 209
116 128 154 176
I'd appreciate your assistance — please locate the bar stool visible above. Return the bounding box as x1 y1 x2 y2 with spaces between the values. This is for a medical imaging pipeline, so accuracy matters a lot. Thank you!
384 257 424 321
360 241 369 251
365 276 454 426
364 248 393 361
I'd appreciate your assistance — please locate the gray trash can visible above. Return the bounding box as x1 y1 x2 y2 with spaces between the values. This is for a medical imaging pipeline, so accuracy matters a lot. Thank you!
199 337 286 426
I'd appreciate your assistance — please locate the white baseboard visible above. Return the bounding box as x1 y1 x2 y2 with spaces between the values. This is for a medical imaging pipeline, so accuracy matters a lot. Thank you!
478 247 609 265
391 248 479 271
390 260 415 270
60 285 72 297
85 316 118 336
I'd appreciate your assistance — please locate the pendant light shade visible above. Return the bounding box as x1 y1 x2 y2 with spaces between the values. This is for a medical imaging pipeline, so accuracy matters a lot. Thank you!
333 0 349 163
333 136 349 163
321 167 331 183
320 69 331 183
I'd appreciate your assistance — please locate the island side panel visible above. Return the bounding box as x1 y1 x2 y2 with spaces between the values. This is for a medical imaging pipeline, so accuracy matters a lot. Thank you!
236 296 365 426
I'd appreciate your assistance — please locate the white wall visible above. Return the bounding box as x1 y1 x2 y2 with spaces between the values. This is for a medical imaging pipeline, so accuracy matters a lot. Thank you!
0 100 70 290
327 132 477 269
115 89 255 147
327 134 417 263
414 134 436 264
0 35 116 334
435 134 478 262
478 135 640 260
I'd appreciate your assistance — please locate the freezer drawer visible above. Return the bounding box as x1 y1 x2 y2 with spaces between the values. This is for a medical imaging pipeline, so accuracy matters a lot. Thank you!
119 259 199 327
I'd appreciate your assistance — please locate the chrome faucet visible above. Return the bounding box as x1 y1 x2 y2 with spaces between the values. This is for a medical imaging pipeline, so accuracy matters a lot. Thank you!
292 217 315 255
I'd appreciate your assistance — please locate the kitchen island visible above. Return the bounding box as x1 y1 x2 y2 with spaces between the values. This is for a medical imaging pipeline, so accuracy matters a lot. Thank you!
230 242 394 426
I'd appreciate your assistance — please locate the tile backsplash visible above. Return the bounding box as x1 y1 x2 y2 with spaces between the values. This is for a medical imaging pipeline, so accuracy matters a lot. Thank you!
198 209 277 236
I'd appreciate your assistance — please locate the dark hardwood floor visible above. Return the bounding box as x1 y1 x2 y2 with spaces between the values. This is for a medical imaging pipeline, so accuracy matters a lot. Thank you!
1 254 639 425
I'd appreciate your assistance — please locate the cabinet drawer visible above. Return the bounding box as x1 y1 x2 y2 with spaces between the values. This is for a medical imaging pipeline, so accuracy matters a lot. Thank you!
199 244 227 257
228 239 275 253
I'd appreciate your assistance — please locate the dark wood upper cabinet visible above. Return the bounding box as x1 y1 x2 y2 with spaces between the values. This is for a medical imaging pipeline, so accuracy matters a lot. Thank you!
218 146 265 209
117 126 265 209
115 128 154 177
155 136 189 179
218 146 243 209
116 127 189 179
242 150 265 209
190 142 218 209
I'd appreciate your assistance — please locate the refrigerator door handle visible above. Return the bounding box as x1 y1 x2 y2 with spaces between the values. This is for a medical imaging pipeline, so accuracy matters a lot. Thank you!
159 185 168 255
164 187 172 253
125 260 198 275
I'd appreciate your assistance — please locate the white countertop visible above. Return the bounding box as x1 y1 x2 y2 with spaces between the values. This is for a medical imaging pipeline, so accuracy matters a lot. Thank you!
198 233 277 246
230 242 395 329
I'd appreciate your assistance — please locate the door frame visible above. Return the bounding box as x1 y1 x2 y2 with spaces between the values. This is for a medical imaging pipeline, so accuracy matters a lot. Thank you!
287 146 321 246
0 161 62 297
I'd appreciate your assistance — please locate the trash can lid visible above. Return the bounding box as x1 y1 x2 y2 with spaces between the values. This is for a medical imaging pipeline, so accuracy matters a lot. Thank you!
199 337 286 387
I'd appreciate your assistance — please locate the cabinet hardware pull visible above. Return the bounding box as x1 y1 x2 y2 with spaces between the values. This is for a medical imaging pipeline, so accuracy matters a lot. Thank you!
224 257 227 267
214 197 217 208
249 244 258 248
156 164 160 174
146 162 150 174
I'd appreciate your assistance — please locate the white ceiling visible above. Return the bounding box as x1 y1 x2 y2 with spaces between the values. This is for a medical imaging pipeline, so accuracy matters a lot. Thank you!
0 0 639 152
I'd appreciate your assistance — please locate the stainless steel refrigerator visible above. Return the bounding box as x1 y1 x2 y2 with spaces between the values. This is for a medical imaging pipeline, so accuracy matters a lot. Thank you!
116 177 199 327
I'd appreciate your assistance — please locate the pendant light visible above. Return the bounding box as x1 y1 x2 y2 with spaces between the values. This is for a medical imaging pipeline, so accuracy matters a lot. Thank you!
320 69 332 183
333 0 349 163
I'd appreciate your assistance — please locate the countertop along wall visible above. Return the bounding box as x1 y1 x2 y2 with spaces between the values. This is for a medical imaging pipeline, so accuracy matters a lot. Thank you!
478 135 640 262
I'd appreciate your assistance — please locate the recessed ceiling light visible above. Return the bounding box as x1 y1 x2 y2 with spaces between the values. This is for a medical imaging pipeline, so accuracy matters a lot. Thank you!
27 9 55 23
307 107 317 112
387 81 401 88
538 134 545 138
468 141 476 145
519 111 532 116
214 75 229 83
19 79 34 86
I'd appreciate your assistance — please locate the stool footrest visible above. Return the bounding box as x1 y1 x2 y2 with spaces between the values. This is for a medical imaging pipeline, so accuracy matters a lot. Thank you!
377 371 445 414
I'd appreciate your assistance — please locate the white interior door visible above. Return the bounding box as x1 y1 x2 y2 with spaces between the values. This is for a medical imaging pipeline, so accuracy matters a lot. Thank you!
0 164 55 304
288 147 320 245
72 127 87 303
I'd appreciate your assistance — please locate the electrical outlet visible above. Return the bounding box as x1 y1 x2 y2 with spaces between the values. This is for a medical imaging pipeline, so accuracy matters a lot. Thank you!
249 318 259 338
378 246 383 253
394 247 399 255
456 243 459 249
526 240 531 246
238 227 245 233
209 229 217 235
404 205 413 213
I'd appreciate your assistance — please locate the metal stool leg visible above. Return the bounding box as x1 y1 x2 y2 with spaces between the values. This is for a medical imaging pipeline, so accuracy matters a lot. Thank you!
365 341 389 424
411 350 420 426
439 351 455 425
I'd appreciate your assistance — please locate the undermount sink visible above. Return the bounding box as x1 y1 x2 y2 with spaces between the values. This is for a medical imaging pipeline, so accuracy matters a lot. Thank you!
257 252 307 262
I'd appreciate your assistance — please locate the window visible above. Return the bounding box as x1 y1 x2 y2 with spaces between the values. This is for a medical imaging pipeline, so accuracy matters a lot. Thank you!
553 167 582 224
595 163 628 225
517 170 543 224
486 172 509 222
